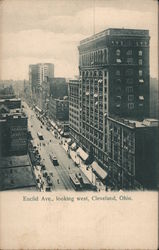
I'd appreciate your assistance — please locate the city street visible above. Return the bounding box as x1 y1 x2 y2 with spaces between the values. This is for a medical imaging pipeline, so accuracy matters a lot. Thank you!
23 102 91 191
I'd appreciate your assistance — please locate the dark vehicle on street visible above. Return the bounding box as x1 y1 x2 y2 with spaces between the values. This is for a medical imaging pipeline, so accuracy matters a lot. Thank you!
49 154 59 166
37 132 44 140
45 186 51 192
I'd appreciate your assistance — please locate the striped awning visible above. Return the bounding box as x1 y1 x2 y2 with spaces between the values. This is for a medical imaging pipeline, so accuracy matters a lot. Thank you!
91 161 107 180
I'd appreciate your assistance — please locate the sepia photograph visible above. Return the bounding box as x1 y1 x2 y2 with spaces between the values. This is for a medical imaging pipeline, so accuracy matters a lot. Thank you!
0 0 158 249
0 0 158 192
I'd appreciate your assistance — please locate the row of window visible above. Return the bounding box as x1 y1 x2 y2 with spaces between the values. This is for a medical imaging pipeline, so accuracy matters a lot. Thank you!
115 49 143 57
79 49 108 66
111 40 149 47
80 69 145 79
80 70 108 78
115 69 144 76
115 78 144 85
114 58 143 65
115 101 144 110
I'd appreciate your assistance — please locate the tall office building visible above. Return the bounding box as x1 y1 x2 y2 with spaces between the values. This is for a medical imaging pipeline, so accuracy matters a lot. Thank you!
29 63 54 88
72 28 158 190
29 63 54 109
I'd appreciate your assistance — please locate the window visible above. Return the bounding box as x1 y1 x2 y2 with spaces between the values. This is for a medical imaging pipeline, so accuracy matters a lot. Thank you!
126 87 133 93
116 79 121 84
126 50 132 56
139 70 143 77
116 59 122 63
138 50 143 56
116 96 121 101
116 87 121 93
126 69 133 76
139 59 142 65
116 70 120 76
127 58 133 64
126 79 133 85
128 95 134 101
128 103 134 109
139 103 143 107
116 49 121 56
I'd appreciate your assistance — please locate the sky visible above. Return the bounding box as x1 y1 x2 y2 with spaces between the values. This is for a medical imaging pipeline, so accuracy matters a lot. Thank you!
0 0 158 80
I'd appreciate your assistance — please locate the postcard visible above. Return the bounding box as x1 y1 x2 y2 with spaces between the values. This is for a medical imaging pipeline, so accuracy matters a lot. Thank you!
0 0 158 249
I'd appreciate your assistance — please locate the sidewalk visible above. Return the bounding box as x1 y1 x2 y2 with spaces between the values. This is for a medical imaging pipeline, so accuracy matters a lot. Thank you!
62 141 106 191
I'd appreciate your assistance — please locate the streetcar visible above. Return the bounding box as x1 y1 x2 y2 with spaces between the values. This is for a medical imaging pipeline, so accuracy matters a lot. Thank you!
69 173 81 191
49 154 59 166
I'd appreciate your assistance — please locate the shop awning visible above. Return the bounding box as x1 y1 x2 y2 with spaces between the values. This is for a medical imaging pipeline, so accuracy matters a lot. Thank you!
50 121 56 128
139 79 144 83
91 161 107 180
71 142 76 150
35 106 42 113
76 147 89 161
67 138 72 145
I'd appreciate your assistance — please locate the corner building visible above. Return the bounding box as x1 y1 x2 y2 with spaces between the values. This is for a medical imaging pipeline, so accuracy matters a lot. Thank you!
78 28 151 188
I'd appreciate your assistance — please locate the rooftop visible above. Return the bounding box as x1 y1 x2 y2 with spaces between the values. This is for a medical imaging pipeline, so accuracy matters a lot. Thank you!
0 155 36 191
108 116 159 128
69 80 80 84
0 165 36 191
0 155 31 169
0 98 21 102
80 28 149 45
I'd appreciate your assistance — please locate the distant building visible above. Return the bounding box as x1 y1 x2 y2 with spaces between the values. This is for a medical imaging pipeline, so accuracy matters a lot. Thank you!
29 63 54 88
0 85 15 99
29 63 54 109
0 98 21 110
48 97 69 122
49 77 68 98
69 80 80 142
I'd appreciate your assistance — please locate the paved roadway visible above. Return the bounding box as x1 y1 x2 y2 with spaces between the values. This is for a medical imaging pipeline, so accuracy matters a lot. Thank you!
23 102 88 191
